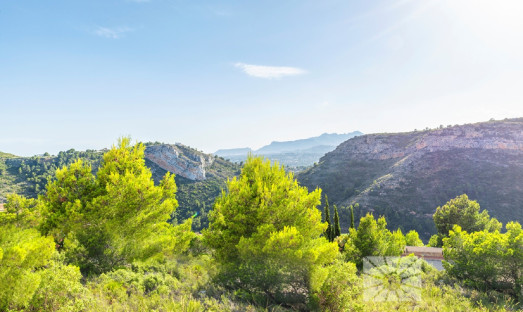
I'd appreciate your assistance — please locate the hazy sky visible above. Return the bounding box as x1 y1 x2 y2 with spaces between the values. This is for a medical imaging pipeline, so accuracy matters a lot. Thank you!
1 0 522 156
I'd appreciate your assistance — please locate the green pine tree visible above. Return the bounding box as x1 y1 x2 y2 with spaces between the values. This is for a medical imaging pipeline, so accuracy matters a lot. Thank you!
204 156 338 306
324 195 332 241
350 204 355 229
333 205 341 239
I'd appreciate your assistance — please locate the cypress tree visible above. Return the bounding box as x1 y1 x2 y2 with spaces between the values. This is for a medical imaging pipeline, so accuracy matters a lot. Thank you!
333 204 341 239
350 204 355 230
324 195 332 241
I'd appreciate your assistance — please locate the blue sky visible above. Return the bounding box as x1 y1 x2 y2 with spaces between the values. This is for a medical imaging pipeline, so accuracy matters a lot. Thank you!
1 0 522 156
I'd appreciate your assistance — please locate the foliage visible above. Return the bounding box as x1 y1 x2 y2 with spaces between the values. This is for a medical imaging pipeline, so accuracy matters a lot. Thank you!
30 253 90 312
350 204 355 229
39 138 191 275
0 160 7 177
39 159 98 242
0 225 55 310
405 230 424 246
73 256 261 312
204 156 338 307
11 149 102 198
443 222 523 300
1 141 522 311
427 234 439 247
1 193 43 229
433 194 502 246
333 205 341 239
0 144 241 233
324 195 333 241
311 260 362 312
0 194 56 310
364 270 511 312
343 213 407 267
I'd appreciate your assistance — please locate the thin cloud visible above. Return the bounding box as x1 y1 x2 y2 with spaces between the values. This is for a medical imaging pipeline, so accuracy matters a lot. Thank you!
234 63 307 79
94 26 134 39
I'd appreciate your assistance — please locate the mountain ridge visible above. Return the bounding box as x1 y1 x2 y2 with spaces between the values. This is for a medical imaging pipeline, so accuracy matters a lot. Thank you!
297 118 523 239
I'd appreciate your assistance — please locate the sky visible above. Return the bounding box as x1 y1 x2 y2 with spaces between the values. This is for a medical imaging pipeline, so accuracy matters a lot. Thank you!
1 0 522 156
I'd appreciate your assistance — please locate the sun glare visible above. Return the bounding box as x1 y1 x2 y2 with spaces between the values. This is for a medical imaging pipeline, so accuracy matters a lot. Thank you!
443 0 523 51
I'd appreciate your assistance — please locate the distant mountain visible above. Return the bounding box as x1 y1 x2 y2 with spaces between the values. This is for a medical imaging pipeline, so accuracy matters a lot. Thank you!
215 131 363 169
297 118 523 240
0 143 241 231
257 132 363 154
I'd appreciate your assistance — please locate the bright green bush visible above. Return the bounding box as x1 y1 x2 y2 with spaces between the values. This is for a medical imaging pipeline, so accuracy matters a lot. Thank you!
30 255 89 312
433 194 502 246
443 222 523 300
405 230 424 246
343 213 407 267
0 226 54 310
311 260 362 312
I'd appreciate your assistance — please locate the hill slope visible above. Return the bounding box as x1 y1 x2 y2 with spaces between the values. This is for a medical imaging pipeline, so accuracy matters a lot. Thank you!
297 118 523 239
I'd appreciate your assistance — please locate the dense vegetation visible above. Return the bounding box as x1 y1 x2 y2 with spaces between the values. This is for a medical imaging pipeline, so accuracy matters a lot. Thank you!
430 194 502 247
0 144 241 232
0 149 104 201
0 140 521 311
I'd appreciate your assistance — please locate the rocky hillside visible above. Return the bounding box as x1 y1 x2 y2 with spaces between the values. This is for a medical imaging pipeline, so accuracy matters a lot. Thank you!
144 144 241 229
0 143 241 231
298 118 523 239
145 144 216 181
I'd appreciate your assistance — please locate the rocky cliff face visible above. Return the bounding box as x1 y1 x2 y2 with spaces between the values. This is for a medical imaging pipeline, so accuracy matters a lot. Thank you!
144 144 214 181
339 121 523 160
298 118 523 239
